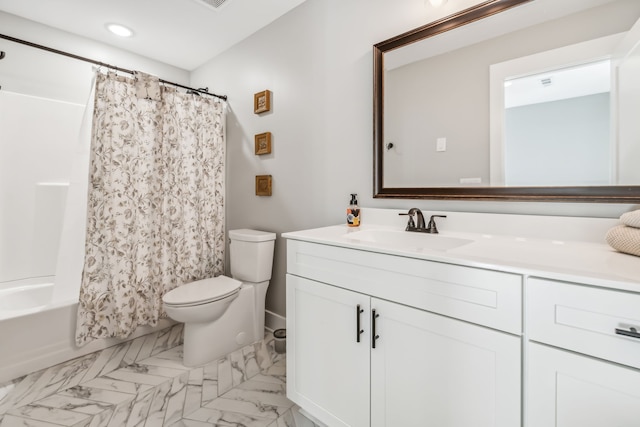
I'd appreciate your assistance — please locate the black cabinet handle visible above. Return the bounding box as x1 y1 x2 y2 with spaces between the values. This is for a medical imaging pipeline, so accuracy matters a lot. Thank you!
356 305 364 343
372 309 380 349
615 326 640 339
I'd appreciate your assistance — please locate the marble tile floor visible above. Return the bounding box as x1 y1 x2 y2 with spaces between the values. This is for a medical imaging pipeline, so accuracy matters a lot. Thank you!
0 324 317 427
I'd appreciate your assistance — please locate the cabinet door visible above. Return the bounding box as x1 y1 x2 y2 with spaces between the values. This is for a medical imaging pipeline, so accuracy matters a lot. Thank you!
528 342 640 427
371 298 521 427
286 274 370 427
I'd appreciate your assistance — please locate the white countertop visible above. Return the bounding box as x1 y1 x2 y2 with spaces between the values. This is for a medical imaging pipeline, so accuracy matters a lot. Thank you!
283 213 640 293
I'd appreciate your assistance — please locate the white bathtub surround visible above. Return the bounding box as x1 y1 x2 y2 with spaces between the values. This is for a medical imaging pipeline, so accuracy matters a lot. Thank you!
0 88 90 311
0 91 85 289
0 325 314 427
76 71 226 346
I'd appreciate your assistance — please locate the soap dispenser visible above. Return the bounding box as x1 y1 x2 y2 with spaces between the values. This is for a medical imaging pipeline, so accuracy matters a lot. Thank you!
347 193 360 227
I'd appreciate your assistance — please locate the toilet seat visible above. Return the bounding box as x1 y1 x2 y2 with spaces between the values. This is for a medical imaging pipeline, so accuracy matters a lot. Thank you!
163 276 242 307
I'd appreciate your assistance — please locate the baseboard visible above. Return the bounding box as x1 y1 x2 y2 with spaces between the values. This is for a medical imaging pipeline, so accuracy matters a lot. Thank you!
265 309 285 332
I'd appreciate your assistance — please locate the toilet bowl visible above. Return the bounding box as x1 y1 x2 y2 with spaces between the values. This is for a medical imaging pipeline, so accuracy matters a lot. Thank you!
163 275 241 323
162 229 276 367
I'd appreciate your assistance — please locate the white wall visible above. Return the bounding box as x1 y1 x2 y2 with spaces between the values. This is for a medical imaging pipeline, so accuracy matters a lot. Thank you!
191 0 639 318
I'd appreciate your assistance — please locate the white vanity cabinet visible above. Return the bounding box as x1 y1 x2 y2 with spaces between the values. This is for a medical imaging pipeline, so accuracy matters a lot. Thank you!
286 275 371 427
283 211 640 427
369 297 520 427
526 278 640 427
286 240 522 427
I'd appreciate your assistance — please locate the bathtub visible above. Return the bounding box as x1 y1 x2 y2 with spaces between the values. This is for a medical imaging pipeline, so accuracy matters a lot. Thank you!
0 277 174 384
0 89 177 384
0 278 55 319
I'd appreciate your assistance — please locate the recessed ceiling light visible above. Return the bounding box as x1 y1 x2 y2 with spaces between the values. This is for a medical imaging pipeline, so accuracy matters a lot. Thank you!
106 23 134 38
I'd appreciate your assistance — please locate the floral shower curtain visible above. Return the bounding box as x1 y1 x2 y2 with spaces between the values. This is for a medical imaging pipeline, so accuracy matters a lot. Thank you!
76 71 225 346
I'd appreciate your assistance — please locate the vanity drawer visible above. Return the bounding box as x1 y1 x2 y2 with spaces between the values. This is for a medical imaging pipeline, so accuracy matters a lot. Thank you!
287 240 522 334
527 277 640 369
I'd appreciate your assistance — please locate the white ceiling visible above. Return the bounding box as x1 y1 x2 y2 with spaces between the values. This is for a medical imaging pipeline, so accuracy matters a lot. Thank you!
505 60 612 108
0 0 307 70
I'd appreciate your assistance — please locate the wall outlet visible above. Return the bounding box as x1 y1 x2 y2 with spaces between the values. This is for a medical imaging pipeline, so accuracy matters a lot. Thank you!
436 137 447 152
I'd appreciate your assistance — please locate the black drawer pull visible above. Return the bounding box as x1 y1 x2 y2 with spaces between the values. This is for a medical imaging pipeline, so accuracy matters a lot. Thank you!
615 327 640 339
372 309 380 349
356 305 364 343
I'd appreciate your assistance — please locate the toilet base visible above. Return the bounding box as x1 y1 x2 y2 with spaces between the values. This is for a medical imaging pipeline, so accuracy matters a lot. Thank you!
182 284 257 367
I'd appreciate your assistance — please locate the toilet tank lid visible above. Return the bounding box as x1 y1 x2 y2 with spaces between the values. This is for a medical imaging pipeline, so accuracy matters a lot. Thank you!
229 229 276 242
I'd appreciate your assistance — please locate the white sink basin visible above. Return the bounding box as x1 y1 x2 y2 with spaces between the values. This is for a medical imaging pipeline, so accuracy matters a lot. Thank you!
343 229 473 252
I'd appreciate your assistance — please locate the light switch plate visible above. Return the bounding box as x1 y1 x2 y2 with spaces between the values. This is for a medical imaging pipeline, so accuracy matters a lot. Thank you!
436 137 446 152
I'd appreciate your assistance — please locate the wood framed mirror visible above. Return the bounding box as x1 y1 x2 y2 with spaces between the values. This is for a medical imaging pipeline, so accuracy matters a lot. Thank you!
373 0 640 202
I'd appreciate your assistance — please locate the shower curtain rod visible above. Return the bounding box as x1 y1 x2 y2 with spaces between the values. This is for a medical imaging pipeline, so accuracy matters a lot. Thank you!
0 33 227 101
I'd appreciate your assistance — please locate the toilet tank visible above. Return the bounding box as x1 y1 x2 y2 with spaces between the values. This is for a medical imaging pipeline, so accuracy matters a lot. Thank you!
229 229 276 282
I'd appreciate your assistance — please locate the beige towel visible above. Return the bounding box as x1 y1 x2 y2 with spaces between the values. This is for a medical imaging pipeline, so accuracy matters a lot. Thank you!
620 209 640 229
606 225 640 257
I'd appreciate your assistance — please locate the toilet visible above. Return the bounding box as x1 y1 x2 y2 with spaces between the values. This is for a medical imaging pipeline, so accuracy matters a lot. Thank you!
163 229 276 366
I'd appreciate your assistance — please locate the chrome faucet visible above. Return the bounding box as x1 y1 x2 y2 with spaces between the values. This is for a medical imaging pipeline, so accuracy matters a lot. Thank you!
399 208 447 234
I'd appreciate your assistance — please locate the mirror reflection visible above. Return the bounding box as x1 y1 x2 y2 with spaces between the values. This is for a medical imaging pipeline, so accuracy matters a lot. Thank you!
502 60 611 187
377 0 640 200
